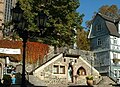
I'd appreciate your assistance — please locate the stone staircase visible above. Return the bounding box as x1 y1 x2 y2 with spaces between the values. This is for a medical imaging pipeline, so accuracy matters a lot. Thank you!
28 75 47 86
94 76 115 87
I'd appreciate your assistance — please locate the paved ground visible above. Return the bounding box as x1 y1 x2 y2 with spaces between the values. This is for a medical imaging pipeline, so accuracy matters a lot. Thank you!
68 85 93 87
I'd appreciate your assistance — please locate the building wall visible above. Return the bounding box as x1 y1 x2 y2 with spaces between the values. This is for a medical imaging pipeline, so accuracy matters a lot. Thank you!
0 0 16 39
4 0 16 23
90 15 110 51
109 35 120 80
90 15 111 74
33 53 100 86
33 54 68 85
89 14 120 82
94 51 110 73
0 0 4 39
3 0 16 37
110 36 120 51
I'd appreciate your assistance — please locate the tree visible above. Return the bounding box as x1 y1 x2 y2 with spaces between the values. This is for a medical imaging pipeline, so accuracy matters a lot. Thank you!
76 29 90 50
98 5 120 19
11 0 84 48
86 5 120 28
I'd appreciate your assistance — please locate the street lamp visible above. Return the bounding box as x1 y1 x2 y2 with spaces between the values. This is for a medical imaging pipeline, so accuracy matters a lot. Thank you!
37 10 48 35
11 1 24 23
11 1 48 87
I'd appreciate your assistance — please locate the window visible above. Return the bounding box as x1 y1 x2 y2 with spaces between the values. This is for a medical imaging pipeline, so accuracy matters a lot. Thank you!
64 58 66 62
53 65 59 74
53 65 65 74
97 38 102 46
98 24 102 31
60 66 65 74
114 70 117 77
113 38 117 44
95 24 102 31
75 59 77 63
113 53 117 59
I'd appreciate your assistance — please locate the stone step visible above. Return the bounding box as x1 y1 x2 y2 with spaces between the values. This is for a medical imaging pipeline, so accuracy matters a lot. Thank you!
96 76 115 87
94 84 113 87
29 75 47 86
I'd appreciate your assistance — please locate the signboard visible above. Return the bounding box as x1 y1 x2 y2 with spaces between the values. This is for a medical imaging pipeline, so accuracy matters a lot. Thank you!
0 48 21 54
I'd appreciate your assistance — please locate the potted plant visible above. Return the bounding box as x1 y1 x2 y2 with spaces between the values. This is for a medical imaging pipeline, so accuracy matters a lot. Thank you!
86 75 93 86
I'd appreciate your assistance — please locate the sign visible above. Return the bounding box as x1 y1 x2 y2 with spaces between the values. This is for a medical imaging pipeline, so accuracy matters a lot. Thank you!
0 48 21 54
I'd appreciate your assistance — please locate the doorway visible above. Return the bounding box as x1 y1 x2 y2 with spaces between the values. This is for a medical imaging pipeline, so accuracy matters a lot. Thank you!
77 67 86 76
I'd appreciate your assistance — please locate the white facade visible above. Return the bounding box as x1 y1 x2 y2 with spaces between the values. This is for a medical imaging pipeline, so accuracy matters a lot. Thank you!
118 21 120 34
110 36 120 64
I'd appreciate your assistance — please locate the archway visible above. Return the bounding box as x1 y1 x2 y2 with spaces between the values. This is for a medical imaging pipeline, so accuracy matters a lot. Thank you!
77 67 86 76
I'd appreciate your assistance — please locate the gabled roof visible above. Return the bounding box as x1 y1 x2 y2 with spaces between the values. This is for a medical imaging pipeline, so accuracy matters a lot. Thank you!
91 13 120 37
30 53 63 74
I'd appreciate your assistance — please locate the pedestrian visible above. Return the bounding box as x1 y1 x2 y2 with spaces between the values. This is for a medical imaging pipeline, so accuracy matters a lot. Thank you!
10 67 16 84
11 73 16 84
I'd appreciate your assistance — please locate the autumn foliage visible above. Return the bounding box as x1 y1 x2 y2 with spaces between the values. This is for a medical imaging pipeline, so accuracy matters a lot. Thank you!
0 40 49 63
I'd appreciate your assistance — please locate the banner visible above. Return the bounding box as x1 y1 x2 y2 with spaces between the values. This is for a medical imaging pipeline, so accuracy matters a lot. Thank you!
0 48 21 54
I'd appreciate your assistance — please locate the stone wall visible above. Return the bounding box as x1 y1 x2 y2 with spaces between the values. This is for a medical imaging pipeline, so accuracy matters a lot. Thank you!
74 56 100 85
33 52 100 86
34 54 68 86
0 0 4 39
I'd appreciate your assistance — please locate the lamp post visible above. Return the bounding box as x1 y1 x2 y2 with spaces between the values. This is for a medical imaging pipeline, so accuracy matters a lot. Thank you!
11 1 48 87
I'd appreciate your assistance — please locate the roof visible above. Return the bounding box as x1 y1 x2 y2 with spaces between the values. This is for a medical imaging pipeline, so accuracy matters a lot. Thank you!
105 21 120 37
0 40 49 63
64 53 80 58
94 13 120 37
97 13 115 23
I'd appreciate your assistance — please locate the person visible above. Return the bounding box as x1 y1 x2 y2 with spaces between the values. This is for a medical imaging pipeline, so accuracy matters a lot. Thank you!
11 73 16 84
10 67 16 84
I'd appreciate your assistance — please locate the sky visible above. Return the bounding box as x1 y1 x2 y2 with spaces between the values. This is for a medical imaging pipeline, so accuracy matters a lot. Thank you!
77 0 120 28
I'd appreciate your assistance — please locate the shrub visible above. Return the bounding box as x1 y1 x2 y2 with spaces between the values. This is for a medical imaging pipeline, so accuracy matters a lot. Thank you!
86 75 93 80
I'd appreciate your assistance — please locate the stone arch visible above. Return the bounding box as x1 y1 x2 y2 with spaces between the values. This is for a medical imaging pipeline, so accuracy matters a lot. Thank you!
77 66 86 76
